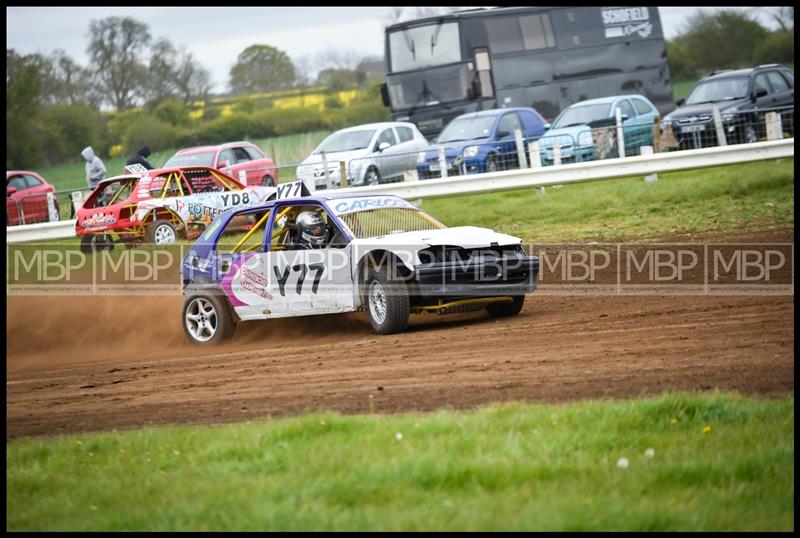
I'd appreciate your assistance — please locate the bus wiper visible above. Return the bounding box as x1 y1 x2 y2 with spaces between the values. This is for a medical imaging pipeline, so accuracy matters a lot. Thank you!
430 18 444 54
402 28 416 60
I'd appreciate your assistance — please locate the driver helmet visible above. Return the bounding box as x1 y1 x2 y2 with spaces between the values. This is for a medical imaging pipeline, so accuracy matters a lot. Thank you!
296 209 326 247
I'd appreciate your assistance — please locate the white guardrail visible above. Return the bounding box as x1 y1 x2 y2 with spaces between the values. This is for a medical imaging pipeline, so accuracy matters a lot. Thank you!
6 138 794 244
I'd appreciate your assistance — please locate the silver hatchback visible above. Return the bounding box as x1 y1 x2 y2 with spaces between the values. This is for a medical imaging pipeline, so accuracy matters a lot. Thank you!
296 121 430 190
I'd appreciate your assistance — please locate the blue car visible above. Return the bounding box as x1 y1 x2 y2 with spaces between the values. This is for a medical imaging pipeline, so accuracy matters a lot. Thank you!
416 107 548 179
538 95 660 165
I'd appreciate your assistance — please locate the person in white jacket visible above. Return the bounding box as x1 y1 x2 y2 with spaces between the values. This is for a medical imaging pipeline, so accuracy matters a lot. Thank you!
81 146 107 190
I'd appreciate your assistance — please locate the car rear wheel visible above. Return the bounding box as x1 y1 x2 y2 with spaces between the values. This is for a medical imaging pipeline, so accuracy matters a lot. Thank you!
80 234 114 254
486 295 525 318
145 219 178 245
365 264 409 334
182 293 235 345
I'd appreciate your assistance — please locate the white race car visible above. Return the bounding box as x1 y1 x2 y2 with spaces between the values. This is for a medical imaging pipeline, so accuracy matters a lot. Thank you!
180 183 540 344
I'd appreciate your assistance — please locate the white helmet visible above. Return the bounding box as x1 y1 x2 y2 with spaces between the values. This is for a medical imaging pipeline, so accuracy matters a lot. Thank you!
296 210 326 246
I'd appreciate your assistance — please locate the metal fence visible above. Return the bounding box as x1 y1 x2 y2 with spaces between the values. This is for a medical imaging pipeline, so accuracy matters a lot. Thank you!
6 105 794 228
285 104 794 188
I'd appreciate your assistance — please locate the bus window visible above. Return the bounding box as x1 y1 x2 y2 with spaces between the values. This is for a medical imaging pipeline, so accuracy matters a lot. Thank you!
486 17 524 54
520 14 556 50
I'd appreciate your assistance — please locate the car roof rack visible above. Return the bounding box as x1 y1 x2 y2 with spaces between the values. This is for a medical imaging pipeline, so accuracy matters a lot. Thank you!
756 63 780 69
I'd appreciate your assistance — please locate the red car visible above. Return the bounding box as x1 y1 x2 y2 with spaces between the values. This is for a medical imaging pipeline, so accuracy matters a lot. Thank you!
163 141 278 187
6 170 60 226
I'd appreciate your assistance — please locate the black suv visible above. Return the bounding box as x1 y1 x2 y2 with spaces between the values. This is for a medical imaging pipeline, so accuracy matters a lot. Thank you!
663 64 794 149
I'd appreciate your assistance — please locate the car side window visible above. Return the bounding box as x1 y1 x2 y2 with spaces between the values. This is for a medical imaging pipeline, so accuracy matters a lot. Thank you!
243 146 266 160
376 128 397 150
633 98 652 115
497 113 522 135
23 174 43 188
232 147 251 163
754 73 772 94
218 149 237 166
395 126 414 143
269 204 345 251
215 207 272 254
7 175 28 190
616 99 635 118
766 71 789 93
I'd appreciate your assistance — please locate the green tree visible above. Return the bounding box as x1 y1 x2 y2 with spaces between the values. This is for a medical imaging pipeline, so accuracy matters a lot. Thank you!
87 16 152 110
6 49 49 168
229 44 295 95
679 10 769 73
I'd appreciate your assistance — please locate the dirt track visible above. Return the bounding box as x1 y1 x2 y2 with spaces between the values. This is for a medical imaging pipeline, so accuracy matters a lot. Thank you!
6 230 795 439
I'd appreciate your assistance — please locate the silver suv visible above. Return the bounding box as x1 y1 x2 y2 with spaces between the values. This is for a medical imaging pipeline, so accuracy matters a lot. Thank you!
296 122 430 189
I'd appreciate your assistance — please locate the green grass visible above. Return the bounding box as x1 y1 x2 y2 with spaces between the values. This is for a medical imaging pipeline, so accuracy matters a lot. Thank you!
424 158 794 243
672 79 698 102
6 392 793 531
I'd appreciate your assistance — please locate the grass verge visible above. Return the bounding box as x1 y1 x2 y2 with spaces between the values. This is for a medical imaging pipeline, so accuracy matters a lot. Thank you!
423 158 793 243
6 392 793 531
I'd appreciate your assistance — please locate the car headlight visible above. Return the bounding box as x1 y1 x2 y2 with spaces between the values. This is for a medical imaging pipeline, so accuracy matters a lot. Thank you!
417 152 427 164
462 145 479 158
577 131 593 146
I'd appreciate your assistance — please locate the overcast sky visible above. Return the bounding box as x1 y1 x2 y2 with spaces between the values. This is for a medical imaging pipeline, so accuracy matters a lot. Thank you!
6 6 784 94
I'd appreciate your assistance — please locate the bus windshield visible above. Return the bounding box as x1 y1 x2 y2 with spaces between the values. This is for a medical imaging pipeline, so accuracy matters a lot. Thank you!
388 22 462 72
386 63 472 110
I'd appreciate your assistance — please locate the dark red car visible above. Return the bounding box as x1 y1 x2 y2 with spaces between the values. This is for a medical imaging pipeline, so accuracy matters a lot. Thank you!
6 170 60 226
163 141 278 187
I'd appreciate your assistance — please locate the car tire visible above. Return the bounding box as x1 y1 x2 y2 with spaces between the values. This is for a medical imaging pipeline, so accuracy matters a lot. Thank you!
262 175 275 187
365 167 381 185
486 295 525 318
365 264 409 334
744 125 758 144
182 293 236 345
145 219 179 245
486 155 499 173
80 234 114 254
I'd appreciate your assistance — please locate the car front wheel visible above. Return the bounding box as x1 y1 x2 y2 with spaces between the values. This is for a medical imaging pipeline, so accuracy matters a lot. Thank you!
182 293 235 345
80 234 114 253
365 264 409 334
365 167 381 185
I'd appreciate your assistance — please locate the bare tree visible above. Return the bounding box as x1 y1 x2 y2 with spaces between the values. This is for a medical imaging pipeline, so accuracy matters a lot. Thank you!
315 49 362 71
86 16 151 110
769 7 793 31
174 48 211 104
292 54 316 87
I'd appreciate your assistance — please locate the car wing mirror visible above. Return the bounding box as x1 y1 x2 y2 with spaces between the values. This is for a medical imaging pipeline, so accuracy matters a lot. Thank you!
378 142 391 152
752 88 768 101
217 161 229 169
496 130 511 139
7 186 17 196
543 122 551 130
675 98 685 106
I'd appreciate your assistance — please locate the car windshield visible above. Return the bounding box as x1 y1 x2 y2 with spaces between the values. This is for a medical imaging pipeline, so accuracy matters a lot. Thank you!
552 104 611 128
337 207 445 239
437 116 495 143
686 77 749 105
164 151 216 167
315 130 376 153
